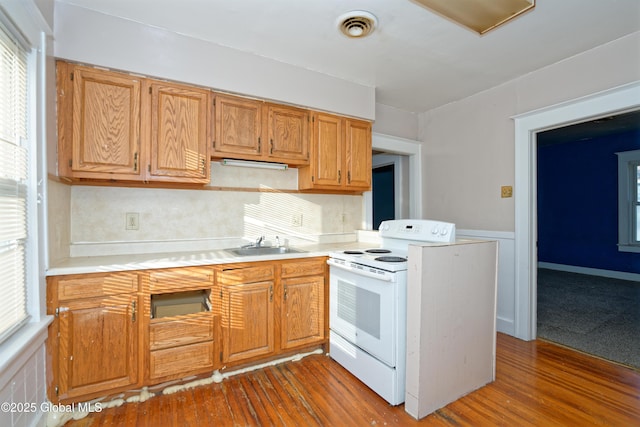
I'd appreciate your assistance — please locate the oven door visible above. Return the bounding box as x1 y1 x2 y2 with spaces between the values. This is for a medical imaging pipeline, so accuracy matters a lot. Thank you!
328 259 397 367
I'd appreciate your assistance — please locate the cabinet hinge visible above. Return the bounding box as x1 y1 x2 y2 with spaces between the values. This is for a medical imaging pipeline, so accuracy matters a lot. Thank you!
70 72 73 81
68 159 72 168
55 386 59 396
258 137 261 151
55 307 69 317
270 139 273 154
149 87 152 94
311 175 314 182
220 290 223 299
133 153 138 172
219 351 223 362
148 164 151 172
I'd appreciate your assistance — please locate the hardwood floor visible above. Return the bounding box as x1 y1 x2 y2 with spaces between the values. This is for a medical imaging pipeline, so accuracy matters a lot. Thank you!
66 333 640 426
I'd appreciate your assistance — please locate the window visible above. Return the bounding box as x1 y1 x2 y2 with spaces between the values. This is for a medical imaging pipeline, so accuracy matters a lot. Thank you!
0 20 29 342
616 149 640 253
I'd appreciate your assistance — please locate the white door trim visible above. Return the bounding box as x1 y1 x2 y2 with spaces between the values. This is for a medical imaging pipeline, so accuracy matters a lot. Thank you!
512 81 640 341
368 133 423 227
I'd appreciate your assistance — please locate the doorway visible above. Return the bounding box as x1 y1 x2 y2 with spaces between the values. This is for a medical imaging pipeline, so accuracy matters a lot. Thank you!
513 82 640 341
535 111 640 368
372 164 395 229
366 133 423 230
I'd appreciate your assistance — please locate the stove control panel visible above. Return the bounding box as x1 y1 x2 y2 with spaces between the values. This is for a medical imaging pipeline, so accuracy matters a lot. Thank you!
378 219 456 243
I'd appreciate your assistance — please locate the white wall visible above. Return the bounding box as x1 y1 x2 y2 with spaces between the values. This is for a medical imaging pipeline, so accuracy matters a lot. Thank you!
419 32 640 340
373 103 419 141
53 2 375 121
418 32 640 231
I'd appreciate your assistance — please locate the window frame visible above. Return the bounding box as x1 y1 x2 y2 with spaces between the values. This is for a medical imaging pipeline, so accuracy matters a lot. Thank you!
616 149 640 253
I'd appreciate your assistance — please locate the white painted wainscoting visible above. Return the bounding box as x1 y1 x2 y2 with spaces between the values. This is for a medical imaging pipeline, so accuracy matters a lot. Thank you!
457 230 516 337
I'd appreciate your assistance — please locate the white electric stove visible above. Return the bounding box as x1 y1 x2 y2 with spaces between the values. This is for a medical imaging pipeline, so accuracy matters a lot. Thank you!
328 219 456 405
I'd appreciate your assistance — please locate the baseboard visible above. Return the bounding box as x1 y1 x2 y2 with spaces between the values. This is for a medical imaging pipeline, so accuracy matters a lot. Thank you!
538 262 640 282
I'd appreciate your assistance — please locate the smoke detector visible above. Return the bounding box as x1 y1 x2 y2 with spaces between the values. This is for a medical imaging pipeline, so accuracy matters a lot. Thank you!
337 10 378 38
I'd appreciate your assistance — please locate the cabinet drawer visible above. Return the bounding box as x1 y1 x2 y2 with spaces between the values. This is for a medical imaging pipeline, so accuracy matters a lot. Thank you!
57 272 139 301
149 341 214 380
217 264 274 285
149 312 214 351
149 267 214 292
281 258 326 278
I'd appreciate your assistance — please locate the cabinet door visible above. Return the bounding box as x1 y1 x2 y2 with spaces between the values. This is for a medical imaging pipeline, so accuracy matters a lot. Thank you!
213 93 263 157
61 63 142 180
220 281 274 363
146 80 211 183
267 104 309 164
57 294 138 401
310 112 343 187
344 119 372 190
281 275 325 349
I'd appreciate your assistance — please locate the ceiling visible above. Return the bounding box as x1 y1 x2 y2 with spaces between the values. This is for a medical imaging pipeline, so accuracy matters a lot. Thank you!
56 0 640 113
538 110 640 146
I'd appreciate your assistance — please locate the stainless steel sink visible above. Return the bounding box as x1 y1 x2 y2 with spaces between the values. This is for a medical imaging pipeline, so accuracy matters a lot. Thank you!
226 246 305 256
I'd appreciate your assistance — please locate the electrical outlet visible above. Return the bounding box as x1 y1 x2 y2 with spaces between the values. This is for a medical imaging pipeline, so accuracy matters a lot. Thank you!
291 213 302 227
501 186 513 198
125 212 139 230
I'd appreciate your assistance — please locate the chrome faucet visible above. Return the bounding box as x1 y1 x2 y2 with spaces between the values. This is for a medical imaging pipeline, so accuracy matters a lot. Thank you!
256 235 265 247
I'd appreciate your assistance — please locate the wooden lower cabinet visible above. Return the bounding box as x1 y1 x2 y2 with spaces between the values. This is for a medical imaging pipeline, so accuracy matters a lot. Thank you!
281 275 325 349
47 273 141 403
215 258 327 369
47 257 328 403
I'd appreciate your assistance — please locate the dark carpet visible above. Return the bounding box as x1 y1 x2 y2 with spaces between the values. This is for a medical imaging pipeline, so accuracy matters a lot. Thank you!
537 268 640 370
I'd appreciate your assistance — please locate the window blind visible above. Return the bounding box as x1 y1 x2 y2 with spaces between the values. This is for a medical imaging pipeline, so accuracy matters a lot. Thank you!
0 21 29 342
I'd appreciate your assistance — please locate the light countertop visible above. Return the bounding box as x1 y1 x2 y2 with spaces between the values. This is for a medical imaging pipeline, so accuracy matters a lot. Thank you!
46 241 375 276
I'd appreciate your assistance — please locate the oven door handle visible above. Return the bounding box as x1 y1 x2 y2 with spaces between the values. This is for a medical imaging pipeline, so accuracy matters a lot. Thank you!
327 258 394 282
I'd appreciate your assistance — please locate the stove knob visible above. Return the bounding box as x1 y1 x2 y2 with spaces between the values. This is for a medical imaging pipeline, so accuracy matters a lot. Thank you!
440 229 448 236
431 226 439 235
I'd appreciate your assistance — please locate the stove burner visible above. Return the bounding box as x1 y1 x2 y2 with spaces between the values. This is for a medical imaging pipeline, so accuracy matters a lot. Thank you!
344 250 364 255
365 249 392 254
375 256 407 263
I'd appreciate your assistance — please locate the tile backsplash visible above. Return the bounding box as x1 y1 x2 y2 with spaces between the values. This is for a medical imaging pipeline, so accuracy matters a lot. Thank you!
65 165 363 256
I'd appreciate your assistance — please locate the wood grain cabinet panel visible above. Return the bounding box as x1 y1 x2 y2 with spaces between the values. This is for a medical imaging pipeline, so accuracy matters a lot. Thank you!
212 93 263 157
56 294 139 401
299 113 371 192
266 103 310 165
149 341 214 380
220 281 275 363
57 61 211 185
344 118 372 190
281 275 325 349
145 80 211 183
149 312 214 351
57 62 143 180
149 266 214 293
57 272 139 301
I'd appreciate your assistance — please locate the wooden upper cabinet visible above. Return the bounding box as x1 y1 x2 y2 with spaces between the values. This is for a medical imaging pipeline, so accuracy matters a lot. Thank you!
266 103 310 165
56 61 211 185
211 93 311 166
144 80 211 183
344 118 372 190
212 93 263 157
57 62 143 180
299 112 371 192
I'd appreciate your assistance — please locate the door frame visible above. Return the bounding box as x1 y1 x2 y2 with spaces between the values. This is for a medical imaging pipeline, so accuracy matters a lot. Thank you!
512 81 640 341
365 133 423 229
